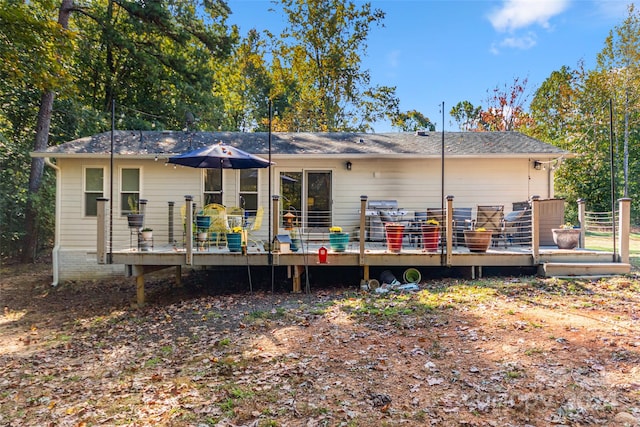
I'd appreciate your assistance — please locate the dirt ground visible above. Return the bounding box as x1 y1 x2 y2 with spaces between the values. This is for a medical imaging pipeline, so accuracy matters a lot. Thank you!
1 260 639 426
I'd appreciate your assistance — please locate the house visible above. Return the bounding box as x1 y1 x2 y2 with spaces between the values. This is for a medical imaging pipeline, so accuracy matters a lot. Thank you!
32 130 571 284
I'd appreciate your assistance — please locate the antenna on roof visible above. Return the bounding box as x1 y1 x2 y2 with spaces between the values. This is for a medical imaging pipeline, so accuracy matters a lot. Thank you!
185 111 195 132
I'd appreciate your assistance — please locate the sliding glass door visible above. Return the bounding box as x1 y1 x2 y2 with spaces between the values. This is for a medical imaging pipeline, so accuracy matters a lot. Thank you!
280 170 332 232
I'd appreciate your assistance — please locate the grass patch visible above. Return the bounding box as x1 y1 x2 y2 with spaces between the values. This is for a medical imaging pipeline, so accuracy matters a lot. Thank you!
247 308 286 320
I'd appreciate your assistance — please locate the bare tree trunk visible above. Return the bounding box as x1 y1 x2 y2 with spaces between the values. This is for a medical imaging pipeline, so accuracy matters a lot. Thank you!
21 0 73 262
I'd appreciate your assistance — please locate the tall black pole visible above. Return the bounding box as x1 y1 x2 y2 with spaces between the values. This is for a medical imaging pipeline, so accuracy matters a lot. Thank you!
440 102 445 265
268 99 273 289
109 99 114 264
609 99 617 261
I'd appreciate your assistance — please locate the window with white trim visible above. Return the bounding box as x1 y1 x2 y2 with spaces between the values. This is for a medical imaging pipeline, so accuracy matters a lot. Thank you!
120 168 140 215
84 167 104 217
239 169 258 214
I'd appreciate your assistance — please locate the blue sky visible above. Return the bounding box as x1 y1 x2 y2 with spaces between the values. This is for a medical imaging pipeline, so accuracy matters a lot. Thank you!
227 0 631 131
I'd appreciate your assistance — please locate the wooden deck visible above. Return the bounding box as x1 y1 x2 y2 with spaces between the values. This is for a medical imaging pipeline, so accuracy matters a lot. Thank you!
97 196 633 306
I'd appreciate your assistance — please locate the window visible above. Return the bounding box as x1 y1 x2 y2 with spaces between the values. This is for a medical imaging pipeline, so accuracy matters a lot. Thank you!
204 169 222 205
280 170 331 231
239 169 258 214
307 171 332 230
121 168 140 215
84 167 104 217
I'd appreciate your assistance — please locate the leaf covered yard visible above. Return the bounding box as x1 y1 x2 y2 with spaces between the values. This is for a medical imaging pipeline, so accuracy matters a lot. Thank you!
1 264 639 426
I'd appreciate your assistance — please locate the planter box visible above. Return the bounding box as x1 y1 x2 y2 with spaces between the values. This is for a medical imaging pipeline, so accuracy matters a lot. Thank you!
127 214 144 229
551 228 580 249
329 232 349 252
385 223 405 253
463 230 493 252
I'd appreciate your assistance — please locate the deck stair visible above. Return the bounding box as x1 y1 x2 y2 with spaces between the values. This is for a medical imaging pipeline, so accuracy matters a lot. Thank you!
541 262 631 278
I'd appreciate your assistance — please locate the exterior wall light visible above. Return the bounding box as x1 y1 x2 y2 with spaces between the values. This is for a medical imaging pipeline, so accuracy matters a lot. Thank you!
346 161 352 171
533 161 542 170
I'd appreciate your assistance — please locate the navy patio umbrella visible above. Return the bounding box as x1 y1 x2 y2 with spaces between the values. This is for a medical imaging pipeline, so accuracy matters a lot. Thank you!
167 143 271 169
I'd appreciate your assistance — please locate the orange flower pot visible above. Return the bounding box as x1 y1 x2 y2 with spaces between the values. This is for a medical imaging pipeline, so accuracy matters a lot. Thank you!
421 224 440 252
385 223 405 253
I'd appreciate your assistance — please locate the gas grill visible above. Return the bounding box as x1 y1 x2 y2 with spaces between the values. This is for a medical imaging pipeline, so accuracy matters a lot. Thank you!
365 200 408 241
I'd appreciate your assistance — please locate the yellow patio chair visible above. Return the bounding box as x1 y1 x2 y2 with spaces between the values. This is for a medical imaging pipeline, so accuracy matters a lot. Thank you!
246 206 264 247
202 203 229 247
226 206 245 230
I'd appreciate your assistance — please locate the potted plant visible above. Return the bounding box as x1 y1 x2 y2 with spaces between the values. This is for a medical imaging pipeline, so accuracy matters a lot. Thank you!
552 223 581 249
463 227 493 252
127 195 144 229
227 226 243 252
289 228 302 252
329 226 349 252
140 227 153 251
195 214 211 230
421 219 440 252
140 227 153 240
384 222 405 253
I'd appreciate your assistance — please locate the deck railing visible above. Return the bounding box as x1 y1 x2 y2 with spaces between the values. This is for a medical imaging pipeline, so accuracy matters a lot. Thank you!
96 196 632 266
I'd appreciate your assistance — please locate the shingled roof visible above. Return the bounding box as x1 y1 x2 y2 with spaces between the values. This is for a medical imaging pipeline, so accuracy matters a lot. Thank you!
32 130 569 158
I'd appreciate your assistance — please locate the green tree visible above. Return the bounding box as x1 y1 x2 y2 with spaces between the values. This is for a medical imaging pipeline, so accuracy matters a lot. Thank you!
479 77 532 131
213 28 273 131
391 109 435 132
268 0 399 132
450 101 482 131
452 78 532 132
0 0 236 260
597 3 640 200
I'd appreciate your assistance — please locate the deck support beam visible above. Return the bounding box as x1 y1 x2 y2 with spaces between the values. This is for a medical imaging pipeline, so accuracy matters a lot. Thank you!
175 265 182 287
292 265 302 293
136 274 145 306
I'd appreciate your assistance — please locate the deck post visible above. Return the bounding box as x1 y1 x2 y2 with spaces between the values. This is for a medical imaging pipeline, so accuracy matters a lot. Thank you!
618 198 631 264
531 196 540 263
359 195 367 265
445 196 454 267
175 265 182 287
168 201 175 245
577 199 586 248
97 197 109 264
185 195 194 265
292 265 302 293
136 274 145 306
269 194 280 239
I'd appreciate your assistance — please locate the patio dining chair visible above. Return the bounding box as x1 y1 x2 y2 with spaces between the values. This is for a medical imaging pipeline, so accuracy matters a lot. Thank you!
452 207 473 247
474 205 505 247
502 208 531 246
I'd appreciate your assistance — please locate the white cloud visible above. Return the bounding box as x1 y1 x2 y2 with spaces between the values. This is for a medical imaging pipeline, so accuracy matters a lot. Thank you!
501 33 538 49
488 0 570 32
490 32 537 54
387 50 400 68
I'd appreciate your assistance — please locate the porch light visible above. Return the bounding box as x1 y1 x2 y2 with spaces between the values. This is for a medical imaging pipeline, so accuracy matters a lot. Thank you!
346 161 352 171
533 161 542 170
